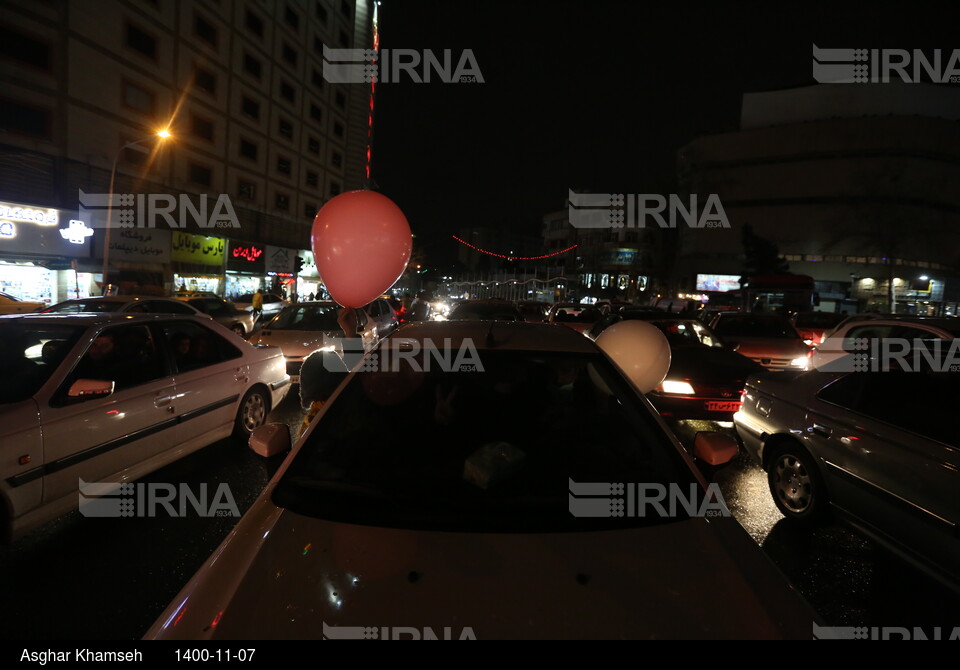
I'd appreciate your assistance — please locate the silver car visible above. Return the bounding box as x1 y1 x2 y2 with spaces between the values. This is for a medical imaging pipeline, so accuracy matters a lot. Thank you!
41 296 208 319
251 302 376 384
735 363 960 594
177 296 257 338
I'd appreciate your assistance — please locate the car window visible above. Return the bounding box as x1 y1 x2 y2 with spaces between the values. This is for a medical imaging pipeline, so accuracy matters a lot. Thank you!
0 324 86 404
191 299 232 316
144 300 196 315
66 325 165 392
847 324 896 340
273 350 696 532
45 300 124 314
162 322 243 373
820 372 957 446
268 305 341 330
714 315 798 338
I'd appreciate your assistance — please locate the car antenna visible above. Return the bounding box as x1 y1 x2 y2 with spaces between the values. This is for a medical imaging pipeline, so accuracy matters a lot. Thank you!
485 320 496 347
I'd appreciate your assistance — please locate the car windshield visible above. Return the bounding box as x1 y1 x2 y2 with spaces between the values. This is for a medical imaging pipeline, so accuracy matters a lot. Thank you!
646 320 723 348
448 303 521 321
0 324 86 404
267 304 341 330
44 300 123 313
554 307 602 323
273 350 697 532
714 315 798 338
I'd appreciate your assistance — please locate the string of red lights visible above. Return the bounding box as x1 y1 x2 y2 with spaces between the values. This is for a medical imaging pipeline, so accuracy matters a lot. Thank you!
451 235 578 260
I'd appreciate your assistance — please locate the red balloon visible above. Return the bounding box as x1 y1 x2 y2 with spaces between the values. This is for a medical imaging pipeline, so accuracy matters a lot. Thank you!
311 190 412 308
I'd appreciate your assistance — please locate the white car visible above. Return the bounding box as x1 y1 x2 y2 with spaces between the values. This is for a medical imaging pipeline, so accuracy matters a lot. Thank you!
41 295 209 318
0 313 290 541
251 302 377 384
146 321 818 640
810 316 960 370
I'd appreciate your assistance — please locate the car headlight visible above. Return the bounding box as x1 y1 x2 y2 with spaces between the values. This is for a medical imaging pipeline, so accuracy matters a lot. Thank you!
659 380 695 395
791 356 809 369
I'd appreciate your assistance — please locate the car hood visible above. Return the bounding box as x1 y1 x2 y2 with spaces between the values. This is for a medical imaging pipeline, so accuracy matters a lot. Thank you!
666 346 766 382
147 504 816 640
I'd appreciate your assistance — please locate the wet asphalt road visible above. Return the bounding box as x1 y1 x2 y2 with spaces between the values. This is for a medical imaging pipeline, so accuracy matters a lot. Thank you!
1 400 957 639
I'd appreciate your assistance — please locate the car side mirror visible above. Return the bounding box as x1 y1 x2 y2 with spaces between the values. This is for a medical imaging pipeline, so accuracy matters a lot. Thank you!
693 431 739 467
67 379 115 399
249 423 291 457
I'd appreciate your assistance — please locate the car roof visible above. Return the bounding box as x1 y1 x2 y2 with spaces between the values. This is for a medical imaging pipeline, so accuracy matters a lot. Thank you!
838 317 959 329
0 312 209 326
53 295 181 303
391 321 598 354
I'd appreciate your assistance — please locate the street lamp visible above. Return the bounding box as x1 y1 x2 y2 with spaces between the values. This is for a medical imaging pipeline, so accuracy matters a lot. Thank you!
101 129 172 294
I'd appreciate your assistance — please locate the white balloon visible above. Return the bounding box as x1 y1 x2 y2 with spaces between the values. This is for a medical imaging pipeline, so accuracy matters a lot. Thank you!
594 320 672 394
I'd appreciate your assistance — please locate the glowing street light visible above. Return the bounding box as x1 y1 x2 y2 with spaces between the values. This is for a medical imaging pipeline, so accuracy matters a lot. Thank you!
101 129 173 293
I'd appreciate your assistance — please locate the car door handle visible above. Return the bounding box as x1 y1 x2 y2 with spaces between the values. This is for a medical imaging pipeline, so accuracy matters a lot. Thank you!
154 387 176 408
810 423 832 438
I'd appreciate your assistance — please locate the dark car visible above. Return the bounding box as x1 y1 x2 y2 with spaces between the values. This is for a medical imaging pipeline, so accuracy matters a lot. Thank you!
516 301 548 323
589 312 766 421
447 300 524 321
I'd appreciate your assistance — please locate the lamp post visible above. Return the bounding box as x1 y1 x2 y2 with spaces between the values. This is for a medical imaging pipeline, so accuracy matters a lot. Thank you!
101 129 172 294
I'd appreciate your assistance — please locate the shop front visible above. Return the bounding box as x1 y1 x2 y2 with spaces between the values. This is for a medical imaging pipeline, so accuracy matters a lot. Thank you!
0 200 96 305
265 245 297 300
226 240 266 300
103 227 172 295
171 232 226 295
296 250 325 300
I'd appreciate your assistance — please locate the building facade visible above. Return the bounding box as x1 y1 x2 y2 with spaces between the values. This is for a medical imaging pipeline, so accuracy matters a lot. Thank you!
676 83 960 314
0 0 372 302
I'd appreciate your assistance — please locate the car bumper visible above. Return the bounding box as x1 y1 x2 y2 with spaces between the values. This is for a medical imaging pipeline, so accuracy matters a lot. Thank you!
648 395 743 421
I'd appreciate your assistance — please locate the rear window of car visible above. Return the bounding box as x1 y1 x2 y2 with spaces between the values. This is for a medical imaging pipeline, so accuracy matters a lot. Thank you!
714 315 798 338
44 300 123 313
273 350 697 532
267 305 341 330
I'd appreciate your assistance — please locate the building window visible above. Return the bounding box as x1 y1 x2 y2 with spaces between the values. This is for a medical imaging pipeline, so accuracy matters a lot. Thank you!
340 1 352 19
245 10 264 37
122 81 156 114
0 99 50 138
307 137 320 154
125 23 157 59
338 30 350 48
330 181 341 196
194 15 218 47
275 193 290 210
311 68 324 89
241 95 260 119
306 170 318 187
189 163 212 187
191 114 214 141
121 143 148 166
278 118 293 139
240 139 258 160
310 103 322 122
331 151 342 168
284 5 300 30
334 90 345 108
0 28 51 70
333 122 344 138
304 203 317 219
316 3 328 23
277 157 292 175
280 81 295 102
238 180 256 200
194 67 216 95
282 42 297 66
313 36 324 56
243 53 262 78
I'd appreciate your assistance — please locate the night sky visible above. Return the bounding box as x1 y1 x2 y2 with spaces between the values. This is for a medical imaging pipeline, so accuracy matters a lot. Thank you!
371 1 956 266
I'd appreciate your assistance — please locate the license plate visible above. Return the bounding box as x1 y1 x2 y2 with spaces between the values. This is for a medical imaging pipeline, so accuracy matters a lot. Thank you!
705 401 741 412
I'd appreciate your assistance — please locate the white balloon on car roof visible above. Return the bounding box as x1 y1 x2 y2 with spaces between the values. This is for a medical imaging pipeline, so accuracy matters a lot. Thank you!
594 320 672 394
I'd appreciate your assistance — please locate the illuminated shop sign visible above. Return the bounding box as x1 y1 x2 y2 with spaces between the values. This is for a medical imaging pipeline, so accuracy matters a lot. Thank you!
0 201 58 225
